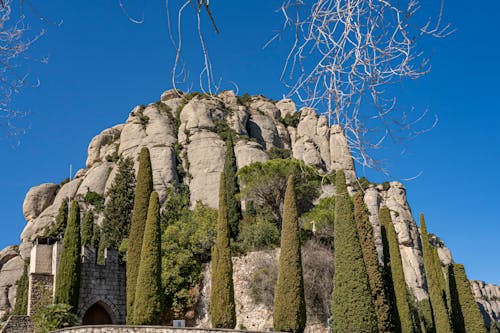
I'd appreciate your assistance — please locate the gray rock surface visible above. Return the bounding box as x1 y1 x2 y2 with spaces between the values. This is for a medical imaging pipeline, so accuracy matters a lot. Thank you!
471 280 500 328
85 125 123 168
0 256 23 310
22 184 59 223
234 140 268 169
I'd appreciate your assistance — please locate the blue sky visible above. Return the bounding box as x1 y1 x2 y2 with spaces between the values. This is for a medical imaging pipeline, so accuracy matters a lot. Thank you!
1 1 499 284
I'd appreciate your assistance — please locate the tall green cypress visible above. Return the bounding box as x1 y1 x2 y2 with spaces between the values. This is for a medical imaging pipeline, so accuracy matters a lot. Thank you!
133 192 162 325
103 157 136 250
380 206 413 333
273 175 306 333
331 170 377 333
210 172 236 329
54 200 81 310
46 199 68 238
353 192 393 332
448 264 487 333
81 210 94 247
12 260 29 315
419 213 452 333
126 147 153 323
224 135 242 240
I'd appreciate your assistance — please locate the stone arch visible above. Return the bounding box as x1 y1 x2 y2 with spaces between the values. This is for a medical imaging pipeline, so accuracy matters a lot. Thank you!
78 296 119 324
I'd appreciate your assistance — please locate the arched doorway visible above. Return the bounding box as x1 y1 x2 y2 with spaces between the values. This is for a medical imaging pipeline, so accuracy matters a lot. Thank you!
82 302 113 325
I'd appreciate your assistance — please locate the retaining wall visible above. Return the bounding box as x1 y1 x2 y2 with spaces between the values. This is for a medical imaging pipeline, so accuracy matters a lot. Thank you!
50 326 274 333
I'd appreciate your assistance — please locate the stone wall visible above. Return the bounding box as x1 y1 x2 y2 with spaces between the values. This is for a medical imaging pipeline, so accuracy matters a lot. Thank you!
0 315 33 333
78 248 126 324
50 326 277 333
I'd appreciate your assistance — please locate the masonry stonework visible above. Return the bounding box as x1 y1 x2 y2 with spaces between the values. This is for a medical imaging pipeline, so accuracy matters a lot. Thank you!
50 326 275 333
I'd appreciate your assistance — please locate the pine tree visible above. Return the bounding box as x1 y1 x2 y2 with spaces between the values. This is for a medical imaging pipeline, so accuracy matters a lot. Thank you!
380 206 414 333
273 175 306 333
224 135 242 240
12 260 29 315
448 264 487 333
126 147 153 323
81 210 94 247
46 199 68 239
132 192 162 325
102 157 136 250
353 192 393 332
210 172 236 329
54 200 81 310
419 213 452 333
331 170 378 333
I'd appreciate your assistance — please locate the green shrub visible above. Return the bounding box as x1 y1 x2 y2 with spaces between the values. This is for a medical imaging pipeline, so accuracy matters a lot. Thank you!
273 175 306 333
133 192 162 325
162 202 217 318
268 147 291 160
237 92 252 105
32 303 79 333
84 191 104 212
280 112 301 127
126 147 153 323
54 201 81 310
210 173 236 328
238 217 280 252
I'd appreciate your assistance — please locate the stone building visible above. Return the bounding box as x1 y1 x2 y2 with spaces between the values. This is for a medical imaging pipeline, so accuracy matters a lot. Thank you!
28 237 126 325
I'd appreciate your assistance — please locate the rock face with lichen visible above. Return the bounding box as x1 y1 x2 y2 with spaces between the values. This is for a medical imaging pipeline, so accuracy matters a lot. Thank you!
0 89 497 331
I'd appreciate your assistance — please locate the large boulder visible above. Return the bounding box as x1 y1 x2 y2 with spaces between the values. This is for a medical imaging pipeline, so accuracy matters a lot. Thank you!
330 124 355 181
471 280 500 327
22 184 58 223
246 111 281 150
0 256 23 310
76 162 114 197
234 140 269 169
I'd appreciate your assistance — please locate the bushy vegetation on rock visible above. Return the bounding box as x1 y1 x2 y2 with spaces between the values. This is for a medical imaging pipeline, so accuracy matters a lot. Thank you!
162 201 217 319
353 192 393 332
380 206 414 333
127 147 153 323
331 170 377 333
300 196 335 247
12 260 29 315
273 175 306 333
54 201 81 310
210 173 236 329
133 192 162 325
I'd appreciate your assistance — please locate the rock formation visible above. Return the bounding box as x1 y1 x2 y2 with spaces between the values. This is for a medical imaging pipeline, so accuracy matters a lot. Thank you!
0 90 497 330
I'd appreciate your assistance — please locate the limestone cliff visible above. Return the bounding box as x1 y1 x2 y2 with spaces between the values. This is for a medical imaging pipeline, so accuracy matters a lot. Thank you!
0 90 497 330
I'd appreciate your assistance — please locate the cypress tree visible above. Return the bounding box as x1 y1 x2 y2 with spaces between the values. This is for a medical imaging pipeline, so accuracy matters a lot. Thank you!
210 172 236 328
54 200 81 310
419 213 452 333
46 199 68 238
103 157 136 250
12 260 29 315
448 264 487 333
224 135 242 240
126 147 153 323
81 210 94 247
353 192 393 332
133 192 162 325
331 170 377 333
380 206 413 333
273 175 306 333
